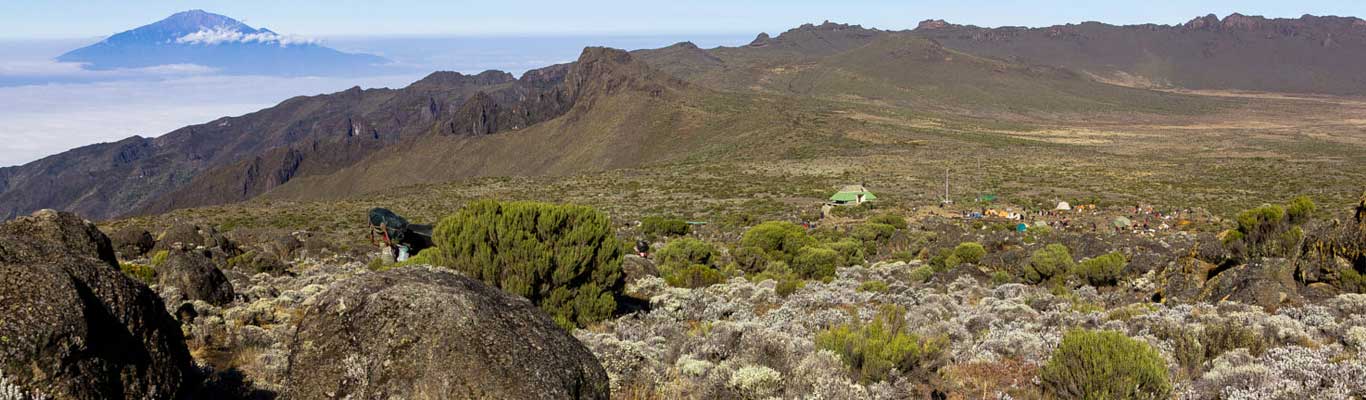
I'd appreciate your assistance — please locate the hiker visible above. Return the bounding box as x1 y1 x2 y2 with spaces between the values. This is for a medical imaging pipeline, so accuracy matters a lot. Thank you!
635 240 651 258
368 208 433 262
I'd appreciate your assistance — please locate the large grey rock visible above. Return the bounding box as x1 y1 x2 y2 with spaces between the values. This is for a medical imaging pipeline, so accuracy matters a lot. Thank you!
153 223 238 258
285 267 610 399
1200 258 1301 311
0 210 194 399
158 247 235 306
108 227 156 259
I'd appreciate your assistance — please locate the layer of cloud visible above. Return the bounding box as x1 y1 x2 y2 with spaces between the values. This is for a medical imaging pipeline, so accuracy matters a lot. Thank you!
175 27 319 47
0 73 423 167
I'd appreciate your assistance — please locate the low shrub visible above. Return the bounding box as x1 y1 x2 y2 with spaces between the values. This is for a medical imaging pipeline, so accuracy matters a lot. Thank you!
1025 244 1074 283
1041 329 1171 400
119 262 157 285
426 200 624 329
641 216 690 239
953 242 987 265
909 265 935 283
656 238 718 270
858 280 889 293
664 264 725 288
793 245 840 279
869 214 908 230
150 250 169 267
740 221 814 264
1074 252 1127 286
816 305 949 383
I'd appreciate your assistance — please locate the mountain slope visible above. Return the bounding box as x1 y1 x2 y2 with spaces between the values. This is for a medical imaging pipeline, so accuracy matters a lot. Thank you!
58 9 388 75
913 13 1366 95
0 67 563 220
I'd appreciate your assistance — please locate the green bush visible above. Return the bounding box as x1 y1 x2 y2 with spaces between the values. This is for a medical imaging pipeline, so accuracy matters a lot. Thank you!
824 238 866 267
990 270 1012 286
851 223 896 244
816 305 948 383
868 214 907 230
119 262 157 285
1025 244 1074 283
657 238 724 288
1041 329 1171 400
909 265 934 283
150 250 169 267
793 246 840 279
858 280 889 293
1286 195 1316 223
1074 252 1127 286
664 264 725 288
427 200 624 329
641 216 690 239
952 242 986 265
740 221 814 264
775 277 806 297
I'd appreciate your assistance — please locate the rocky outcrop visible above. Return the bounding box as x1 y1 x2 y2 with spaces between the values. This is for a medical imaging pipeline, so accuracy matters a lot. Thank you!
109 227 156 259
286 267 610 399
0 210 194 399
1200 258 1302 311
158 247 235 306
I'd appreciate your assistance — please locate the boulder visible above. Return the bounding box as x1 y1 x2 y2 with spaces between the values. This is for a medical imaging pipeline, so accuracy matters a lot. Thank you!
158 247 235 306
285 267 610 399
0 210 194 399
108 227 156 259
1159 256 1219 304
1200 258 1301 311
154 223 238 258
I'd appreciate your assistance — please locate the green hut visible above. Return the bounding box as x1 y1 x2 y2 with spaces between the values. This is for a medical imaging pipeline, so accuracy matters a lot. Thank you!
830 185 877 205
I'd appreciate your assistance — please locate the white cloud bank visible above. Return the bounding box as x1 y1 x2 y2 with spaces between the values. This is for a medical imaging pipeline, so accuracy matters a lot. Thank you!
175 27 319 47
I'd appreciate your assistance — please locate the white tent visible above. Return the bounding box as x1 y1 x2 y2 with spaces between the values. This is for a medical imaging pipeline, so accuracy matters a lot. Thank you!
1055 201 1072 211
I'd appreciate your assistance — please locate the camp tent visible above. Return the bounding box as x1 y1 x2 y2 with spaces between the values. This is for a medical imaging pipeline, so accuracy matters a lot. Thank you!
830 185 877 205
1055 201 1072 211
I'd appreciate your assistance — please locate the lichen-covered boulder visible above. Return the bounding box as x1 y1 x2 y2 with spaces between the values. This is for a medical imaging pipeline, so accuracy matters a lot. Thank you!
1200 258 1301 311
0 210 194 399
153 223 238 258
158 247 235 306
285 267 610 399
108 227 156 259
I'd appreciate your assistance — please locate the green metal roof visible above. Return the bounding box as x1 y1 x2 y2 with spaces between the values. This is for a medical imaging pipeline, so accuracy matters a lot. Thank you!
830 191 876 202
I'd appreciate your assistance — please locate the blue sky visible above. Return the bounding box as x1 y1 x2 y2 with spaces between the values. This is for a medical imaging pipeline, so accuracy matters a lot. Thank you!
4 0 1364 39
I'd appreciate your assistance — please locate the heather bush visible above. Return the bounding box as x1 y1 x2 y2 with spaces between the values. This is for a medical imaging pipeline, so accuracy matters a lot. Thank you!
1025 244 1073 283
868 214 908 230
150 249 169 267
859 280 889 293
740 221 814 264
427 200 624 328
119 262 157 285
793 246 840 279
816 305 949 383
1041 329 1171 400
953 242 986 265
641 216 690 239
1074 251 1126 286
656 238 723 288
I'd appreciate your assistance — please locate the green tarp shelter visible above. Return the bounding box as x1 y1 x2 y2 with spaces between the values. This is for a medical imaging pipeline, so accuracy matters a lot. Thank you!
830 185 877 205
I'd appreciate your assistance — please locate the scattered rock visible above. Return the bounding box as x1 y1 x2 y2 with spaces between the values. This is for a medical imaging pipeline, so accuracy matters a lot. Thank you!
154 223 239 258
109 227 156 259
286 267 610 399
158 247 236 306
0 210 194 399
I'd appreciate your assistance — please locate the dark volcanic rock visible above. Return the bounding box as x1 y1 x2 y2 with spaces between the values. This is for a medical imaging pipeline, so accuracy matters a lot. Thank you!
0 210 194 399
154 223 238 257
109 227 156 259
158 247 235 306
286 267 609 399
1200 258 1301 311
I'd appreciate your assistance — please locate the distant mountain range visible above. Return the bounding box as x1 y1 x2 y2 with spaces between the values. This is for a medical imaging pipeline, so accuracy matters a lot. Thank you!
4 12 1366 221
56 10 389 75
